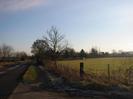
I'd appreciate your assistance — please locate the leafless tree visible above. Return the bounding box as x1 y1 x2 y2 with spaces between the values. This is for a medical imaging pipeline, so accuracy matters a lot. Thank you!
43 26 68 66
31 26 68 65
1 44 14 58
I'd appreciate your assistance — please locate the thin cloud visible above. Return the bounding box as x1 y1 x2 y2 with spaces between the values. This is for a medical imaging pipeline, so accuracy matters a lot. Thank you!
0 0 44 11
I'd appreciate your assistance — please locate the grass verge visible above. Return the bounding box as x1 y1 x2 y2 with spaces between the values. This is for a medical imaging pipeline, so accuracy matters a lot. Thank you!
23 65 38 83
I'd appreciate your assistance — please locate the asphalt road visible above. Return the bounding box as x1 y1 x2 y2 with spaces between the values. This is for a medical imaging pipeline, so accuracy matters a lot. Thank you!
0 63 29 99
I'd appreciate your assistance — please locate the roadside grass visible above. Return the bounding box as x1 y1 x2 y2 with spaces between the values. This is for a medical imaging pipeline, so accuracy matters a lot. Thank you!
0 61 20 72
22 57 133 91
46 62 131 91
0 62 15 68
23 65 38 83
44 57 133 89
58 57 133 74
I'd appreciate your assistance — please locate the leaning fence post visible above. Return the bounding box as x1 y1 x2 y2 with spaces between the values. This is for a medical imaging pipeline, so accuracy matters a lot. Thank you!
108 64 111 81
80 62 84 80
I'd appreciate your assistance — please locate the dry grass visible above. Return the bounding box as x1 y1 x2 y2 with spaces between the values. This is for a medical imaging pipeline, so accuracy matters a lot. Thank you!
0 62 16 70
45 58 133 87
23 66 38 83
58 57 133 74
0 61 15 66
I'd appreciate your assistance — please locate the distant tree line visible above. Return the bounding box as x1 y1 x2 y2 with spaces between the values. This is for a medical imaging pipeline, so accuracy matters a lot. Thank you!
0 44 28 61
59 47 109 59
59 47 133 59
31 26 133 65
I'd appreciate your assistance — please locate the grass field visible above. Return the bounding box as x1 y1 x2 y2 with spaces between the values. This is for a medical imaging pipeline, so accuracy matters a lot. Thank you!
58 57 133 75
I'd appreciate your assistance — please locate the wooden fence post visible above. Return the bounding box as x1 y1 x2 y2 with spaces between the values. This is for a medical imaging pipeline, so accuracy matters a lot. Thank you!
80 62 84 80
108 64 111 81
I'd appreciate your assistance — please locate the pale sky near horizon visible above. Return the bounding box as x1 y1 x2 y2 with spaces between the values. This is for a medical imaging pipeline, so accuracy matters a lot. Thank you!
1 0 133 54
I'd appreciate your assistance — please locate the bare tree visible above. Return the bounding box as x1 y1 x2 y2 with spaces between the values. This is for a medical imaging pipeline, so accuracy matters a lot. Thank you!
43 26 68 66
31 26 68 65
1 44 14 58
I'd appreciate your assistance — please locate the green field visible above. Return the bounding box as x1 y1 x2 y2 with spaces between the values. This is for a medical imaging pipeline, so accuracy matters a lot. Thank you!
58 57 133 75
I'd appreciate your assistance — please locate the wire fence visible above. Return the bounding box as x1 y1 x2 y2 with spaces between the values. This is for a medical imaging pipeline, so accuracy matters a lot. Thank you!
46 61 133 85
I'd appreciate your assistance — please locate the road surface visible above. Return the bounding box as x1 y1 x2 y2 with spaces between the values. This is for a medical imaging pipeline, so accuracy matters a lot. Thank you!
0 63 29 99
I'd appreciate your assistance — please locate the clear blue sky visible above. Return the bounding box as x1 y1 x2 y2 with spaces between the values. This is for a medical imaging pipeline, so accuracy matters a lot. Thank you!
0 0 133 54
